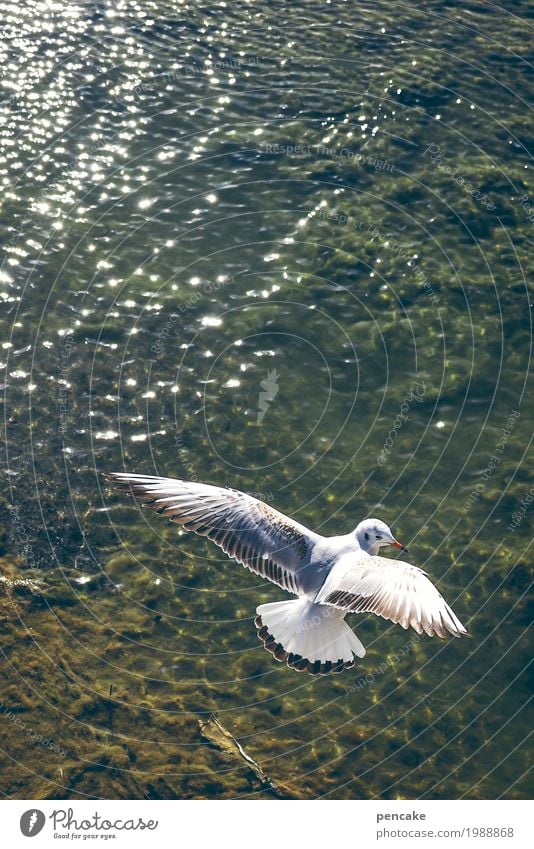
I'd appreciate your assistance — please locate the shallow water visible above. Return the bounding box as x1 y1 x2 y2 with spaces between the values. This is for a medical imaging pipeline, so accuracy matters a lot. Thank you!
0 0 532 800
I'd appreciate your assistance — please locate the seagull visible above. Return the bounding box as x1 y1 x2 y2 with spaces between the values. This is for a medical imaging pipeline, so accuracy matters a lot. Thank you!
105 473 468 675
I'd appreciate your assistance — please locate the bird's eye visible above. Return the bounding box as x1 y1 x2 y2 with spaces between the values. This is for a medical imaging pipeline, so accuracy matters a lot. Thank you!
364 532 370 541
376 534 382 540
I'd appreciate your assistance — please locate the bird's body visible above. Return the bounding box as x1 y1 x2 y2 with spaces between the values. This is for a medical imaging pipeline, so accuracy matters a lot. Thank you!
106 473 468 675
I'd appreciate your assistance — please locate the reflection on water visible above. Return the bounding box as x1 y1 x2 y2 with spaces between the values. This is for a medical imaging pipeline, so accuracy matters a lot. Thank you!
0 1 531 800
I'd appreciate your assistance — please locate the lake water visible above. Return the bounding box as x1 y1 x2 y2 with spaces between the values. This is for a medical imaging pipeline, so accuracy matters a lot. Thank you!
0 0 531 800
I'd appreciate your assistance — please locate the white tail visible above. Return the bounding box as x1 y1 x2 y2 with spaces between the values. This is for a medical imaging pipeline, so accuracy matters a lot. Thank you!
255 598 366 674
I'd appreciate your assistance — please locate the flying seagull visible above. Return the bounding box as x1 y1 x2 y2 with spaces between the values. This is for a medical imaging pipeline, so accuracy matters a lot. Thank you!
105 473 468 675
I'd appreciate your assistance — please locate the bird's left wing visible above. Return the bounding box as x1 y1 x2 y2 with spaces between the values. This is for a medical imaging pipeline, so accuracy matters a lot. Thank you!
105 473 320 596
314 552 468 637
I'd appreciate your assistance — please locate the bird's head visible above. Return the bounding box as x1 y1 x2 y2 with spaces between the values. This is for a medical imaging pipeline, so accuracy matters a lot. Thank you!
355 518 407 556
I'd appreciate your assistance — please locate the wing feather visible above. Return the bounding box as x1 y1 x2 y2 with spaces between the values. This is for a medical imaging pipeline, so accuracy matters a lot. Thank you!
106 473 318 596
315 552 468 638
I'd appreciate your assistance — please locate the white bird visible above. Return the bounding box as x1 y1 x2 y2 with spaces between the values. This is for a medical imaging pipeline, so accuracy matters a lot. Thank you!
105 473 468 675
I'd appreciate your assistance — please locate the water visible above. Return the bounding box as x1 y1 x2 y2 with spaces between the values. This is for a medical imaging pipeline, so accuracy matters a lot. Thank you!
0 0 531 800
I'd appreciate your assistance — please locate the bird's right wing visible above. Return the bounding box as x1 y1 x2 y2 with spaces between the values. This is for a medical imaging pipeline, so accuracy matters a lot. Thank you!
106 473 320 596
315 552 468 637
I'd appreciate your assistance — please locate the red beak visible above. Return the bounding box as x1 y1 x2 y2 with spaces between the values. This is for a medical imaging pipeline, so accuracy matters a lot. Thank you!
391 539 408 552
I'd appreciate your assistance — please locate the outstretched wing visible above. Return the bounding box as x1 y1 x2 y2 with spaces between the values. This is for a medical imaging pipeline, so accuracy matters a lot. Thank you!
315 552 468 637
106 473 319 596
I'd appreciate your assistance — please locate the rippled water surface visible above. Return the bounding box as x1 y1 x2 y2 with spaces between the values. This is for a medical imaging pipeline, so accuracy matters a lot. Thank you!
0 0 532 800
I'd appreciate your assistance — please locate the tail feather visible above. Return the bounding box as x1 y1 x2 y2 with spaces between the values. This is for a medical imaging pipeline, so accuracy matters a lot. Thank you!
255 598 365 675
